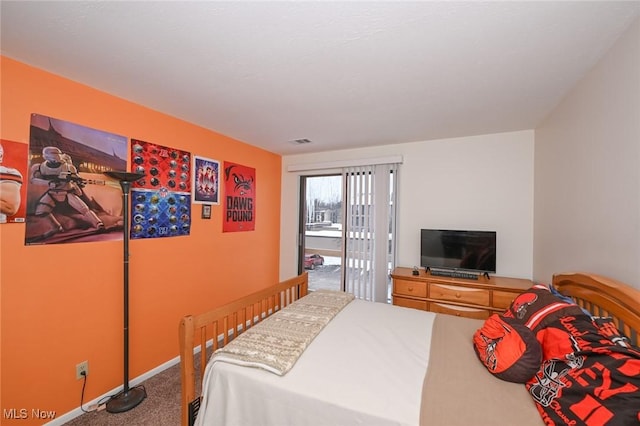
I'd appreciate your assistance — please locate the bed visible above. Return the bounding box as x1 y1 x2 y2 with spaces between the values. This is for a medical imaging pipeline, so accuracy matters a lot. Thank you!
178 272 640 426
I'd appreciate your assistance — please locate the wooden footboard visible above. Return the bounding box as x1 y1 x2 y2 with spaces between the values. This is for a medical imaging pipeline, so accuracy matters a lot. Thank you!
553 272 640 345
178 273 308 426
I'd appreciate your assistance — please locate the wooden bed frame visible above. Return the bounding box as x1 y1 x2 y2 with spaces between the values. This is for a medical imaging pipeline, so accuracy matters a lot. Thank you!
178 271 639 426
178 272 308 426
552 272 640 345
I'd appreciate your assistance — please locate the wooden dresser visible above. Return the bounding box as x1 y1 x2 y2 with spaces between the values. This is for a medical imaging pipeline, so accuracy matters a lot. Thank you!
391 267 534 319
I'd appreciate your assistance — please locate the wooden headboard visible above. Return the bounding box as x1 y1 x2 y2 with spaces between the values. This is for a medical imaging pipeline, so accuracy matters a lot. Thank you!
552 272 640 346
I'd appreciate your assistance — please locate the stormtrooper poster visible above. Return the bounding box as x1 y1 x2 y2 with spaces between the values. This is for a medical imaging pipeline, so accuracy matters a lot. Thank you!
25 114 127 245
129 139 191 239
0 139 28 224
223 161 255 232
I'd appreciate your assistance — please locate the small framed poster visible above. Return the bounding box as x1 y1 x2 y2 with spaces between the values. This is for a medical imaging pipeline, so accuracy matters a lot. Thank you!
201 204 212 219
193 156 220 205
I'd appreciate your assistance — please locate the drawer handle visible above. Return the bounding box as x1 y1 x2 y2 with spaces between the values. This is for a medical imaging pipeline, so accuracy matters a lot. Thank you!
408 287 414 292
455 292 461 298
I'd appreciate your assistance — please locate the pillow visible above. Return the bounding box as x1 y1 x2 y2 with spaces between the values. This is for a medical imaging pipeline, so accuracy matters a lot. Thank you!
473 314 542 383
502 284 587 332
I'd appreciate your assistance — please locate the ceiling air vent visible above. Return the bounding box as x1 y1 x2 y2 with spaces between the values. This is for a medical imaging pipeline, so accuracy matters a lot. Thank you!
290 138 312 145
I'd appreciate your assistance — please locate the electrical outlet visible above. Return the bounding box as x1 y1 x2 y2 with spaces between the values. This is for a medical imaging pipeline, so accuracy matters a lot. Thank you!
76 361 89 380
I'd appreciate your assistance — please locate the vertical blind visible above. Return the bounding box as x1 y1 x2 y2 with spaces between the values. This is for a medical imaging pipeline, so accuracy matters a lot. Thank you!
343 163 398 302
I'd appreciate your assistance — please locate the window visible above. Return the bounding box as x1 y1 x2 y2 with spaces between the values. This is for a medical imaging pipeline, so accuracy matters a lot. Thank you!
299 175 342 292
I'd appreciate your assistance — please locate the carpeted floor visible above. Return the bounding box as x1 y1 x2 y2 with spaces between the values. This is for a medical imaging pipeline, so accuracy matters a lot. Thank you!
65 359 192 426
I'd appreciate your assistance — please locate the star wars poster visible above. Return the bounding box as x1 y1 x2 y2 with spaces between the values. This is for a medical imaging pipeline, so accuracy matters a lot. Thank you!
223 161 255 232
1 139 28 224
130 139 191 239
25 114 128 245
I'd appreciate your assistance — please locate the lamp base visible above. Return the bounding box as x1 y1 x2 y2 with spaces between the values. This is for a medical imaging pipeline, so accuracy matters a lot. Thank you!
106 386 146 413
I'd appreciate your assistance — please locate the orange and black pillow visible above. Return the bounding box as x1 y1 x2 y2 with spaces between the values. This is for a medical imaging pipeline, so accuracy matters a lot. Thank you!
473 314 542 383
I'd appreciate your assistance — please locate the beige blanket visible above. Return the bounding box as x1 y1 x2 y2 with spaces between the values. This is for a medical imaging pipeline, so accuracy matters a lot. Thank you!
211 290 354 375
420 314 543 426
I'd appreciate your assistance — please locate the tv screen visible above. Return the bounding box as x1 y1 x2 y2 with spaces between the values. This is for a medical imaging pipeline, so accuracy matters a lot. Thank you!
420 229 496 273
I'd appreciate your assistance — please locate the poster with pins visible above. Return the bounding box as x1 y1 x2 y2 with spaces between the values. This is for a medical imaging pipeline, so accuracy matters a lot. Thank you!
130 139 191 239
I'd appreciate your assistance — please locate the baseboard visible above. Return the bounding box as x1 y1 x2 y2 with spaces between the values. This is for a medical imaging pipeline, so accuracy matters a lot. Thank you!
45 341 213 426
45 319 267 425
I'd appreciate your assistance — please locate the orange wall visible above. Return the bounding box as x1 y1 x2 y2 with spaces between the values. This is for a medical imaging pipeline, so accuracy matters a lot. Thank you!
0 56 282 424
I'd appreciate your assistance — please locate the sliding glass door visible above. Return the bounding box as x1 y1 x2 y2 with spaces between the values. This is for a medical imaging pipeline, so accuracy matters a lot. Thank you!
299 166 397 301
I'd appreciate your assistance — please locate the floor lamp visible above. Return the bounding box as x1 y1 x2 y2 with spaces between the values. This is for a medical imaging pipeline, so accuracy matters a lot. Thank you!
104 171 147 413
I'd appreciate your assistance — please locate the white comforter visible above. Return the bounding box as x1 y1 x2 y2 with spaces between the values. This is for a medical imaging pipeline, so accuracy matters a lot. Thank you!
196 299 436 426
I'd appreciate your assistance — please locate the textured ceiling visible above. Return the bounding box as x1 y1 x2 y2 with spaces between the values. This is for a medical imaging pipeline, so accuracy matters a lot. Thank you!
2 1 639 155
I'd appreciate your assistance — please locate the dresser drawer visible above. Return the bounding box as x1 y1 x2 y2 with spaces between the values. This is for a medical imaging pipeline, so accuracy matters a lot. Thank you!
429 283 490 306
394 279 427 298
393 296 428 311
493 290 522 310
430 302 490 320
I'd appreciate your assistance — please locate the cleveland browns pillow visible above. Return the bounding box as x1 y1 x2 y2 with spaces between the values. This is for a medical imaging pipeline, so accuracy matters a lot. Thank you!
473 314 542 383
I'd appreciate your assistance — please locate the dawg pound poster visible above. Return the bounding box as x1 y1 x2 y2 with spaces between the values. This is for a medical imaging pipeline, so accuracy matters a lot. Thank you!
223 161 255 232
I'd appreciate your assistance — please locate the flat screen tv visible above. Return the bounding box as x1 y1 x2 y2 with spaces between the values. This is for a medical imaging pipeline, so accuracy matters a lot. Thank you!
420 229 496 273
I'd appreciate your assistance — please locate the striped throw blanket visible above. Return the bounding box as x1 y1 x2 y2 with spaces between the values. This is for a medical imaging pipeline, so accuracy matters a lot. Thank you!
211 290 355 375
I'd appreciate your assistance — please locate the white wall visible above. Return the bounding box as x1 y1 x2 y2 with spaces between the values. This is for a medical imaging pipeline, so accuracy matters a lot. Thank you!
280 130 534 281
534 18 640 288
